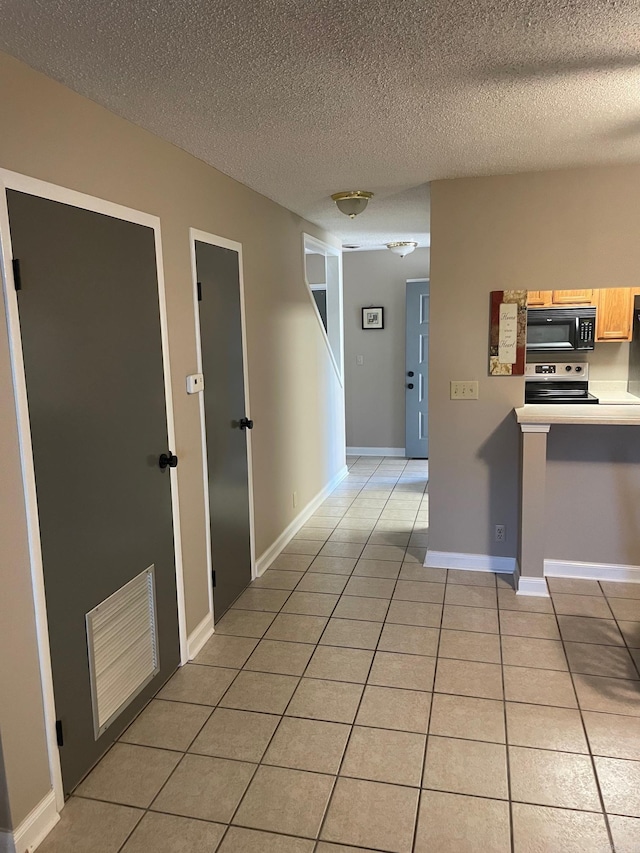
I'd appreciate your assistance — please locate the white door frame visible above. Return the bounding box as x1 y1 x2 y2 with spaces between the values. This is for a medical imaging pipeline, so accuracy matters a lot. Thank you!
189 228 257 630
0 169 188 811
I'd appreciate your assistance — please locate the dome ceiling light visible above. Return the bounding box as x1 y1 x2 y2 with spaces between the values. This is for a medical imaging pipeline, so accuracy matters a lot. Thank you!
387 241 418 258
331 191 373 218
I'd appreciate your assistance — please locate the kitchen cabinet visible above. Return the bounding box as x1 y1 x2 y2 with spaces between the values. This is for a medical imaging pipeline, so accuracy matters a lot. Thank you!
593 287 634 342
526 290 593 307
526 291 552 307
551 289 593 305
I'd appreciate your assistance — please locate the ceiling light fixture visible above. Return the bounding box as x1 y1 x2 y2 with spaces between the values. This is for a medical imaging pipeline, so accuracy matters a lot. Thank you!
387 241 418 258
331 191 373 218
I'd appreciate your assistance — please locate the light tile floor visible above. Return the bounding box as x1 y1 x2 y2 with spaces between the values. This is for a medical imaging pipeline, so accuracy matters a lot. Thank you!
39 457 640 853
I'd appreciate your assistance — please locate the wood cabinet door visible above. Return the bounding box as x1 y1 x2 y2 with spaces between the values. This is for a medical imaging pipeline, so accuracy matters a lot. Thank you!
551 289 593 305
594 288 634 342
527 291 552 307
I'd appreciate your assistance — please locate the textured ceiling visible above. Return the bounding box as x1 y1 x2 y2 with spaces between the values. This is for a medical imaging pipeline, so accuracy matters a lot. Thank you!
1 0 639 247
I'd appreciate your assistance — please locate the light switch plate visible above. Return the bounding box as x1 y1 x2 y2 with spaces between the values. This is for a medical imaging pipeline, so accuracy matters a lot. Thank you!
186 373 204 394
356 355 364 366
450 380 479 400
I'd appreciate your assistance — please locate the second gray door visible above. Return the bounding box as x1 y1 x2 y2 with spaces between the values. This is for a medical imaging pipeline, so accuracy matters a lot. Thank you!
195 240 253 618
405 279 429 458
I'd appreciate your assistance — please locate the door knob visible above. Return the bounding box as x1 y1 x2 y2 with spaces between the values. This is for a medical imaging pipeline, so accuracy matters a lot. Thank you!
239 417 254 430
407 383 414 389
159 452 178 470
407 371 414 377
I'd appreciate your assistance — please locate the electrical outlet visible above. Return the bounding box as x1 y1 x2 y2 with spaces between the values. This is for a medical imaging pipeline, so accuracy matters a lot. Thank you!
495 524 506 542
450 381 479 400
293 491 298 509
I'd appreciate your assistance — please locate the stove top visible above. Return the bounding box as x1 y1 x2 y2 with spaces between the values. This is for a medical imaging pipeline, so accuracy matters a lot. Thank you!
525 362 599 405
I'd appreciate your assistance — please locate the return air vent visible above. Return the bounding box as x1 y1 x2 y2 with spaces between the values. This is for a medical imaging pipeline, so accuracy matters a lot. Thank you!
86 567 159 739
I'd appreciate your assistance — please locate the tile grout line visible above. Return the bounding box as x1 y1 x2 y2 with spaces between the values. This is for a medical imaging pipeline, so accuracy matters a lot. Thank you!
412 535 446 853
496 580 516 853
548 584 615 853
313 456 412 848
596 578 640 681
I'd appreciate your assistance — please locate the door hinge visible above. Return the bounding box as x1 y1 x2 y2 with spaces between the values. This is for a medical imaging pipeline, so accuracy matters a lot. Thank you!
212 570 216 588
55 719 64 747
197 281 202 302
12 259 22 291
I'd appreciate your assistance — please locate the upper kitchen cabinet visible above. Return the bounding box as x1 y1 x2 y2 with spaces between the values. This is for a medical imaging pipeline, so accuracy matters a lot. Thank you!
551 289 593 305
526 289 593 307
593 288 634 342
526 290 552 307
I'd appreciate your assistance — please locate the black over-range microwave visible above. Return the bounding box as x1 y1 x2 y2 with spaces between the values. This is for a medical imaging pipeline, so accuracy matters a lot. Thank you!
526 306 596 352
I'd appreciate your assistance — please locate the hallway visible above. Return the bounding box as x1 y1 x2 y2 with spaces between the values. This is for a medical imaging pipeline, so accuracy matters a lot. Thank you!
38 457 639 853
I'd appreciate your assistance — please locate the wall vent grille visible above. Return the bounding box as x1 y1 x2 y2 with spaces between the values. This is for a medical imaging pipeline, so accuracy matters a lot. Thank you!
86 566 159 739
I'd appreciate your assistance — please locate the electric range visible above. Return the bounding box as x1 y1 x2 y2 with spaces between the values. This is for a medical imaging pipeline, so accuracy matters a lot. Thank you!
525 362 599 404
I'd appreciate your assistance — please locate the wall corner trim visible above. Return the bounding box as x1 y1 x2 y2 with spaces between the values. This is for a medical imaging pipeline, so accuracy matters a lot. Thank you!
544 559 640 583
517 576 550 597
0 789 59 853
256 465 349 576
424 550 517 574
346 447 406 458
187 611 215 661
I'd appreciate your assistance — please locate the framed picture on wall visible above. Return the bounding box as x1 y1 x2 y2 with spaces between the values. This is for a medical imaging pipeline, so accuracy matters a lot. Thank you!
362 306 384 329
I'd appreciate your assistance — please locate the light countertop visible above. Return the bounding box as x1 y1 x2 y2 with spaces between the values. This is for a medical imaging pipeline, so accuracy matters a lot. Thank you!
590 381 640 405
515 404 640 425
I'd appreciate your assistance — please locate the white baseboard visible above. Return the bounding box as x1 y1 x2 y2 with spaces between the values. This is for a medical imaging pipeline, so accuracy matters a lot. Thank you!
187 611 214 660
517 576 550 597
422 551 640 590
544 559 640 583
424 550 517 574
256 465 349 576
346 447 406 457
0 790 59 853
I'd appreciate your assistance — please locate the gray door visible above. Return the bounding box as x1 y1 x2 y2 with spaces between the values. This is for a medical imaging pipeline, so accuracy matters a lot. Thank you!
7 190 180 794
195 241 252 618
405 280 429 458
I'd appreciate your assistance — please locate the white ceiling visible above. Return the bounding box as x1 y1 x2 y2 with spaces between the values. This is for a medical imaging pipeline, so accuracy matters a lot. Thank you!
1 0 639 248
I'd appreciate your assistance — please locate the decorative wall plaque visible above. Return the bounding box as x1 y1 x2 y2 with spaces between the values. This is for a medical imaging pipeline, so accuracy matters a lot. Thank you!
489 290 527 375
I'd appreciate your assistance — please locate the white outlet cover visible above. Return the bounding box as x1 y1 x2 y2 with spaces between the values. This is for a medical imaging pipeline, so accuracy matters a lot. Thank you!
186 373 204 394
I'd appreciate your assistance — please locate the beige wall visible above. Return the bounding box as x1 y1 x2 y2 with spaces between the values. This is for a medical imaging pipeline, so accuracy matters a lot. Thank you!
343 249 430 450
430 164 640 564
0 52 343 828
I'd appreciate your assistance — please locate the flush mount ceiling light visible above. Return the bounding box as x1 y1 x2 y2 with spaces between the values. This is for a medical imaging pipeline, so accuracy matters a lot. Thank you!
331 191 373 218
387 241 418 258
